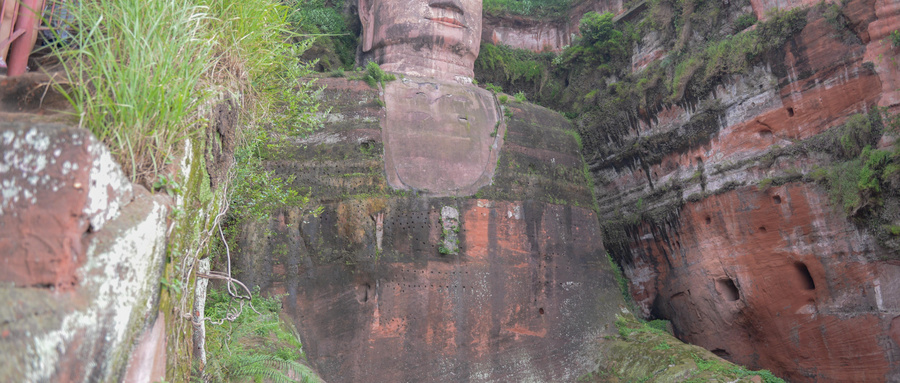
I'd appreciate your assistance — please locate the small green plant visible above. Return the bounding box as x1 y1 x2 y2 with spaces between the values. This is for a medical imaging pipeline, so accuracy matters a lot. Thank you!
230 137 309 223
607 253 636 310
653 342 672 350
734 13 757 32
484 83 504 93
159 276 182 295
152 174 183 196
889 225 900 236
498 94 509 104
362 61 396 88
578 12 626 63
514 91 527 102
891 29 900 47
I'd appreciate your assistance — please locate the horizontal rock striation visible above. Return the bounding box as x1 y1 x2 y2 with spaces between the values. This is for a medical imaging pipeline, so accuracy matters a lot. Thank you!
233 78 624 382
580 0 900 381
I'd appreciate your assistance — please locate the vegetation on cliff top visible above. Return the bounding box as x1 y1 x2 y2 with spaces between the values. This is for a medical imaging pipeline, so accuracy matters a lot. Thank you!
483 0 575 19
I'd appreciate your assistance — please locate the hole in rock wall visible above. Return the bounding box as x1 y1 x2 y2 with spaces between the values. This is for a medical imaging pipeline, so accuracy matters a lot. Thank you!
787 107 794 117
794 262 816 290
705 216 711 224
758 226 767 233
539 307 545 315
712 348 732 359
356 283 372 303
772 195 782 204
758 129 773 138
716 278 740 301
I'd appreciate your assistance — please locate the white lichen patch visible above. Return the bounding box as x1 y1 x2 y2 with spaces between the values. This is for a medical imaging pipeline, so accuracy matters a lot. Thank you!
1 126 68 215
84 140 133 232
1 124 130 224
25 196 167 382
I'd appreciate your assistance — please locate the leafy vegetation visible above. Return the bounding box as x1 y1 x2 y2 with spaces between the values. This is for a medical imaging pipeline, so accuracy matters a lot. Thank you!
362 61 396 88
286 0 358 70
204 287 320 383
474 43 556 92
809 111 889 216
483 0 574 18
892 29 900 47
734 13 757 31
229 139 311 224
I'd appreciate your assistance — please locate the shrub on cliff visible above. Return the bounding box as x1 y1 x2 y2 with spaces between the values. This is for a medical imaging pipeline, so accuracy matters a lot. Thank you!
579 12 628 63
205 287 321 383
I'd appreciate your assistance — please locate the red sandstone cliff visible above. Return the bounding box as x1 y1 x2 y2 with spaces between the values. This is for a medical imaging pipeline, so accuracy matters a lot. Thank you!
573 0 900 381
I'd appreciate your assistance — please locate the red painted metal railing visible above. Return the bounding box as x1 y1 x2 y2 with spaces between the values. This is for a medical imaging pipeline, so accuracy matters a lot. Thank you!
1 0 68 76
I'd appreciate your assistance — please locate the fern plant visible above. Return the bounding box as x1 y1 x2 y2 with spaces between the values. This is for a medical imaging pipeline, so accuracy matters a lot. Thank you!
204 287 321 383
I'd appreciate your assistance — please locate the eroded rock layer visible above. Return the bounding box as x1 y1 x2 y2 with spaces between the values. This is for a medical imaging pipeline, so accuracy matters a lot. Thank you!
576 0 900 381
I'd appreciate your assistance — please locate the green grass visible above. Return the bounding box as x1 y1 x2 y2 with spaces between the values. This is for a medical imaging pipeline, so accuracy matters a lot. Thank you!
52 0 214 183
51 0 322 185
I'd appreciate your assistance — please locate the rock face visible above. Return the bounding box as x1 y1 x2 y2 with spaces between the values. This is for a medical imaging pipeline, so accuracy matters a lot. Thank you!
234 77 776 383
0 120 168 382
482 14 572 52
576 0 900 381
234 78 625 382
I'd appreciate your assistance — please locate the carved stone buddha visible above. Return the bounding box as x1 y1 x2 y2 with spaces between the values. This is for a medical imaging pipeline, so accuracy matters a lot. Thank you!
359 0 504 196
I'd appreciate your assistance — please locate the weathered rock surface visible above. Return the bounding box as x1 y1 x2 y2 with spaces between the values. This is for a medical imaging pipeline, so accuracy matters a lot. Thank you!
235 78 618 382
579 0 900 381
0 120 168 382
1 121 133 289
233 77 768 382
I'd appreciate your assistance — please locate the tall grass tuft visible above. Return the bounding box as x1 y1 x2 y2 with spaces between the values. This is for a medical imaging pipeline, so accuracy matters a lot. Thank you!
53 0 214 182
